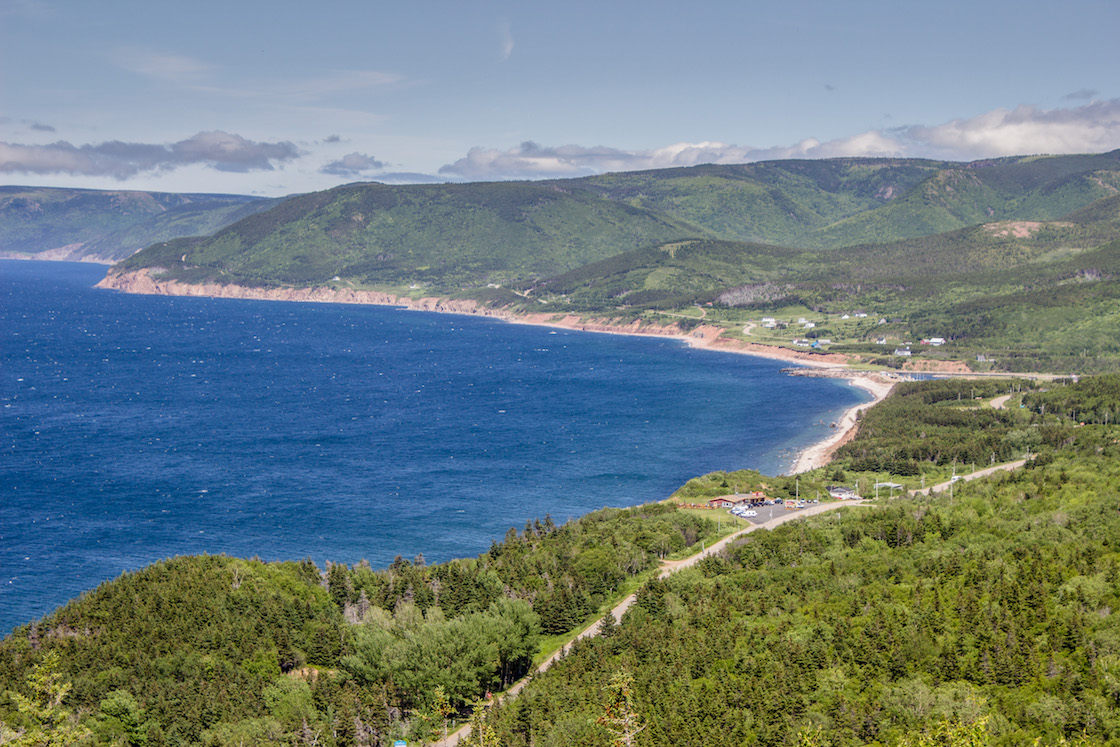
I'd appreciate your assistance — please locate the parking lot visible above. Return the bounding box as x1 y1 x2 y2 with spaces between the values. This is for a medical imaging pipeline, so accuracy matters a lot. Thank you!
732 501 818 524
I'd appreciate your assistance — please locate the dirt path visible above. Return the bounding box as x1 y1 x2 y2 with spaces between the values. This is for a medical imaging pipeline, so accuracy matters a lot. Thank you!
990 394 1013 409
430 501 866 746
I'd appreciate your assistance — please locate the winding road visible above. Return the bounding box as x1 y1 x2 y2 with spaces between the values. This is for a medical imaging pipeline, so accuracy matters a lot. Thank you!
431 500 867 746
431 448 1031 744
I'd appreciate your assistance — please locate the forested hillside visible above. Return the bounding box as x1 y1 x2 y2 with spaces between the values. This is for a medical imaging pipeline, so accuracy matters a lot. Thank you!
487 446 1120 746
561 151 1120 248
2 377 1119 745
113 182 704 289
482 375 1120 746
111 151 1120 293
0 504 719 746
0 186 274 263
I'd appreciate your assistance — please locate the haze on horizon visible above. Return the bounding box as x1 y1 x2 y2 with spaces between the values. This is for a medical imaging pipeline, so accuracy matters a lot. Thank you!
2 0 1119 197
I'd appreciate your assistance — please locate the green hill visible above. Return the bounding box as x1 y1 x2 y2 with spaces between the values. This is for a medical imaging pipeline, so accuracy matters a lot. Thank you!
523 192 1120 371
531 238 816 310
114 151 1120 291
554 158 947 247
559 151 1120 249
115 181 705 288
0 505 720 746
813 151 1120 247
0 186 276 263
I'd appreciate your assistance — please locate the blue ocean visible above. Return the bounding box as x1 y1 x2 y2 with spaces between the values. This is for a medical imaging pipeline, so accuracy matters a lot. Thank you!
0 260 866 635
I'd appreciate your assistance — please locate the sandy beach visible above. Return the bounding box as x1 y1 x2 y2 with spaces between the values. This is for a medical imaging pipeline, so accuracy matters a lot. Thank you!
784 373 896 474
98 269 900 475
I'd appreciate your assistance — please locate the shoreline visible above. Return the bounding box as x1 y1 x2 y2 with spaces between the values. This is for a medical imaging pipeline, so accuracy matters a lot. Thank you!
783 373 896 475
97 269 901 475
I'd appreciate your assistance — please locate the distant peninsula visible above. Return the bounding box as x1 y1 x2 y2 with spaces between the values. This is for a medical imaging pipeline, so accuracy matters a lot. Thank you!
93 150 1120 375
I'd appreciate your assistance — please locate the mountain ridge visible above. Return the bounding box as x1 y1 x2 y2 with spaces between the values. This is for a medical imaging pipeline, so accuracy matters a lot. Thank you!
0 185 277 263
28 150 1120 372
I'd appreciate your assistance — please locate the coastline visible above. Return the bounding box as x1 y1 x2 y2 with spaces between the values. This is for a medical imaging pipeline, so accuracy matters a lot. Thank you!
97 269 899 474
783 373 895 475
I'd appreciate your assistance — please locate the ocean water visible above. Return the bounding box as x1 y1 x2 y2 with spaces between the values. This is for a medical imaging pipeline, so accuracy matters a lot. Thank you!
0 260 866 635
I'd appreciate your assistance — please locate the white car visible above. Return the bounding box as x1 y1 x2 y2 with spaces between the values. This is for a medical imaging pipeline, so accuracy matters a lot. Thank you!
744 510 758 518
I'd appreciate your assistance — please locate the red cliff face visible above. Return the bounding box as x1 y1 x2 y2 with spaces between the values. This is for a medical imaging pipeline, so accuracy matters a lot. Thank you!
95 269 856 368
97 269 406 306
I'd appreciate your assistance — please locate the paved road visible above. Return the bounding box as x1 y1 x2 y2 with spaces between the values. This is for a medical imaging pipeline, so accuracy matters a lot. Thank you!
431 500 865 746
908 459 1027 496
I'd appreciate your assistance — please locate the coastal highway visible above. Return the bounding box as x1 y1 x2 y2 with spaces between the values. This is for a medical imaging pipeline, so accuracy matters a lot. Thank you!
909 459 1028 496
431 499 868 746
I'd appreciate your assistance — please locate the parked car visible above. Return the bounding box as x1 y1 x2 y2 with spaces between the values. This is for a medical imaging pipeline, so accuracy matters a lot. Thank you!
744 510 758 517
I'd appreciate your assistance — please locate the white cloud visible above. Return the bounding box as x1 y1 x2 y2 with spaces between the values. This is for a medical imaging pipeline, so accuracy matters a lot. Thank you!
0 131 301 179
498 20 514 62
899 100 1120 159
439 100 1120 180
321 152 387 176
439 141 754 180
438 138 904 180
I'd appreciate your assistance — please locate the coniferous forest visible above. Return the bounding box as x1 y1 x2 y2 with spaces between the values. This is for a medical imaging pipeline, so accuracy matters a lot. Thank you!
2 376 1120 746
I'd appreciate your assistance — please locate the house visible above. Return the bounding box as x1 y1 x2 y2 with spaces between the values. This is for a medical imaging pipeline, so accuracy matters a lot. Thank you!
827 486 859 500
894 347 912 356
709 496 754 509
803 322 816 329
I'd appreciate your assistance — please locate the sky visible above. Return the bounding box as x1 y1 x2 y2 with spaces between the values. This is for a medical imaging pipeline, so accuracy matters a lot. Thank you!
2 0 1120 197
